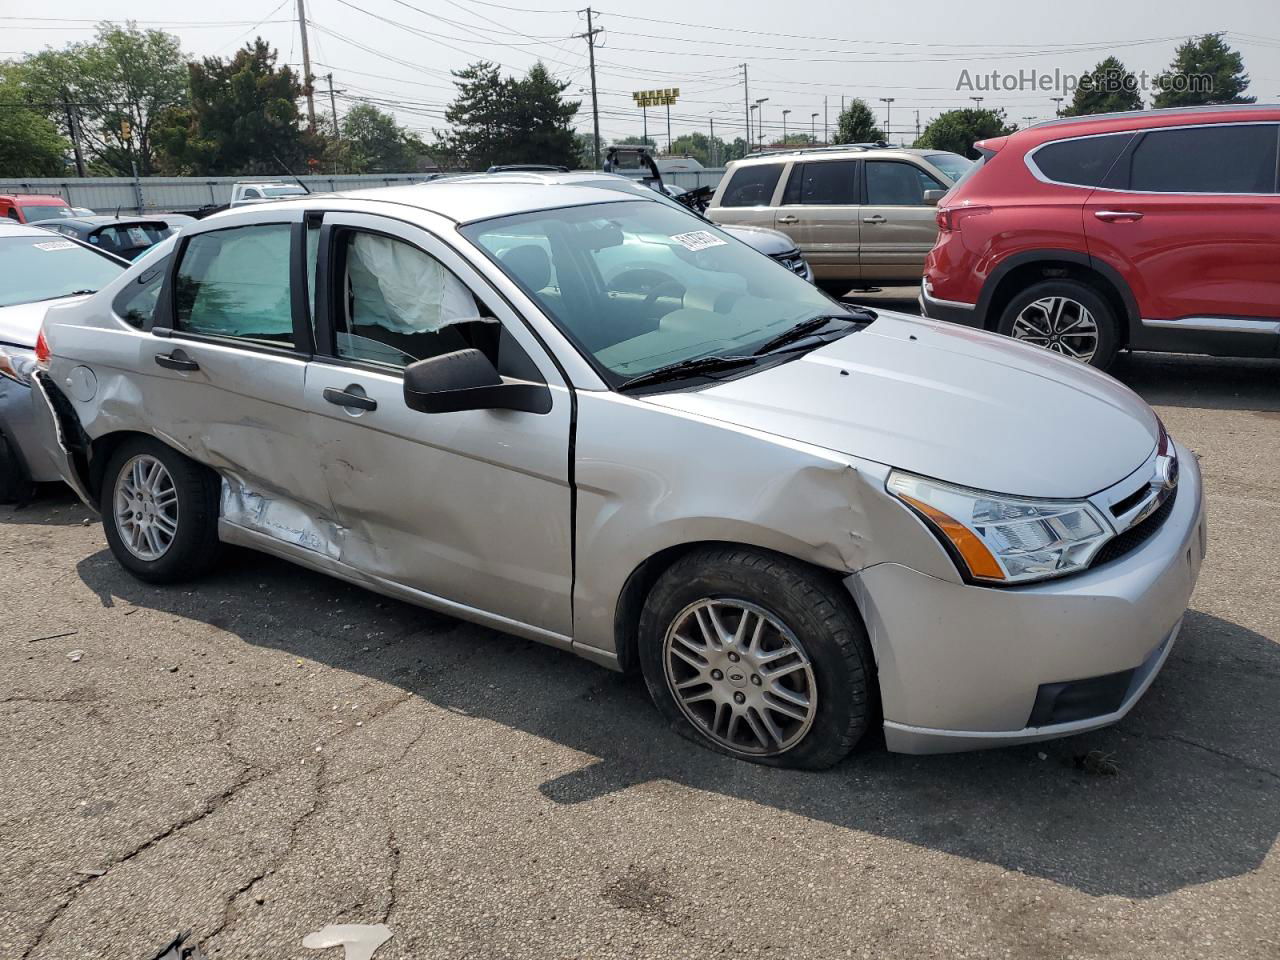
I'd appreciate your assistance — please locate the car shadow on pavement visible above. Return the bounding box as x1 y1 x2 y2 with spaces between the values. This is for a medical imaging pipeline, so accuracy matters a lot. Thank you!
1114 353 1280 412
74 546 1279 901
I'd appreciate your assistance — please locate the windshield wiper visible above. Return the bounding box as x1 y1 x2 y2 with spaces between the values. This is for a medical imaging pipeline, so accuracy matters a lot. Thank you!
32 289 96 303
617 353 758 391
751 309 875 357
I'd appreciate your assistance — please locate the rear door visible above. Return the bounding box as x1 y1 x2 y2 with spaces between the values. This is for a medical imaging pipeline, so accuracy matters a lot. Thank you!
858 159 947 282
1083 121 1280 355
301 211 574 638
708 161 787 231
773 159 860 282
144 214 334 535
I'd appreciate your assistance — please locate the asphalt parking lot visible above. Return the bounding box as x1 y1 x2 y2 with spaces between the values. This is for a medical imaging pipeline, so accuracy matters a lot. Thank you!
3 299 1278 958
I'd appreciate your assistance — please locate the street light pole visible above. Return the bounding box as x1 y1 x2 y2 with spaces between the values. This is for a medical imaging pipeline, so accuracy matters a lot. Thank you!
754 97 768 150
782 108 790 145
749 104 757 152
1051 96 1065 116
879 97 895 144
970 96 984 109
811 112 818 145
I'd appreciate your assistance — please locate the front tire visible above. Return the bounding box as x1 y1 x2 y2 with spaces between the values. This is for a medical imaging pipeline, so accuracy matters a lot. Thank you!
100 436 222 583
997 279 1119 369
638 547 876 769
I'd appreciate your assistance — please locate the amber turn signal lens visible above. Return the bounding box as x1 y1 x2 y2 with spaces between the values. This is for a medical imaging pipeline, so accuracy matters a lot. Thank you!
896 492 1006 582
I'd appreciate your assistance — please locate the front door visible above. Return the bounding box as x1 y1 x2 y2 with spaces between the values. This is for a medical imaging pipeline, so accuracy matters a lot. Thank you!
774 158 860 284
858 158 947 283
302 212 574 638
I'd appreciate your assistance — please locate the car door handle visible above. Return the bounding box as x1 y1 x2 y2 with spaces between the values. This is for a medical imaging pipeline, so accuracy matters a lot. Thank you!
863 215 887 224
154 350 199 372
777 215 798 224
323 387 377 412
1094 210 1144 222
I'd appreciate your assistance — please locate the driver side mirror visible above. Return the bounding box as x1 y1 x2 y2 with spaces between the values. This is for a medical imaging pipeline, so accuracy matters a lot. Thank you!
922 189 947 206
403 348 551 415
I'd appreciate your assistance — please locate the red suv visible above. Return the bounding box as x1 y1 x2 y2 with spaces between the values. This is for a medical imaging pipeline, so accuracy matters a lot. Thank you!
920 105 1280 369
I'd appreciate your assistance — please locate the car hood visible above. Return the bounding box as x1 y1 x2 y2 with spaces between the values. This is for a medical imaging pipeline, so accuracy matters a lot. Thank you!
720 224 798 257
643 311 1158 498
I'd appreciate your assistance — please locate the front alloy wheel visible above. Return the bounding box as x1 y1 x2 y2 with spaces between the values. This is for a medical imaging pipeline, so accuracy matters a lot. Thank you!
664 599 817 756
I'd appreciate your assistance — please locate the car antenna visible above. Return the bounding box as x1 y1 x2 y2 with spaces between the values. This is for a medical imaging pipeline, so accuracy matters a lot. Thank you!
271 152 312 194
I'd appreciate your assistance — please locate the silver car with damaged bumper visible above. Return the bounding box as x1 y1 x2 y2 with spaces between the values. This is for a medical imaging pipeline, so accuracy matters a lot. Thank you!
29 179 1206 766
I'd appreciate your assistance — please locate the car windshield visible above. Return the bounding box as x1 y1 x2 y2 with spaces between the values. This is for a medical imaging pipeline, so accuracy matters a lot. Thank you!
463 200 841 385
0 236 124 307
20 204 76 223
925 153 973 182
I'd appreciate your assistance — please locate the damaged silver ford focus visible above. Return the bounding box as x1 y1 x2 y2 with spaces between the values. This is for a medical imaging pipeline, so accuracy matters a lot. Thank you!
29 177 1207 766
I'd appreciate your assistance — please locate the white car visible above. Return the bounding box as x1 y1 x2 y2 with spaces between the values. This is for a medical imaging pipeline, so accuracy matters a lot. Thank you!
29 178 1206 766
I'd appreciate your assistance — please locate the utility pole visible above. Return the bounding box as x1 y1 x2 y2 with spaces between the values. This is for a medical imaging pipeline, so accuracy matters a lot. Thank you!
915 110 921 143
296 0 317 131
666 99 672 153
741 63 750 155
327 74 340 139
825 96 829 145
709 116 715 167
61 89 85 178
575 8 603 169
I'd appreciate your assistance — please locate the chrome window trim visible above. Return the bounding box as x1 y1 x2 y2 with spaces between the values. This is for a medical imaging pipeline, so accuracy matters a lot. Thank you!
1024 120 1280 196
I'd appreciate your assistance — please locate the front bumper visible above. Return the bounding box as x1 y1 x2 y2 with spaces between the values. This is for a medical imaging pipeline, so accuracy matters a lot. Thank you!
918 277 981 328
847 441 1207 754
0 375 63 483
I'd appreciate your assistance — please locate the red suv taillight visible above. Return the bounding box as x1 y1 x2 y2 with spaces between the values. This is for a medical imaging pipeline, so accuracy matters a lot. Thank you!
935 207 954 232
34 328 50 368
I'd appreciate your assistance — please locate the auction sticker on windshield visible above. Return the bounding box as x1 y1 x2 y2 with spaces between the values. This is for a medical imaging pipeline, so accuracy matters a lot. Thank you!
33 240 77 252
670 230 727 252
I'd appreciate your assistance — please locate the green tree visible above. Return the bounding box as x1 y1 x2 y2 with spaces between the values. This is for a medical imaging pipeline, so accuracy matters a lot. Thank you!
339 103 427 173
668 131 732 166
1064 57 1144 116
154 39 318 175
574 130 602 168
1153 33 1254 108
614 134 656 147
915 109 1016 159
834 99 884 144
0 68 70 175
19 23 189 175
437 60 578 171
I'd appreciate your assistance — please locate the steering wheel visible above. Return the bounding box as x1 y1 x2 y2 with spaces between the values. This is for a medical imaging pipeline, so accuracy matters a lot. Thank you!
644 279 686 313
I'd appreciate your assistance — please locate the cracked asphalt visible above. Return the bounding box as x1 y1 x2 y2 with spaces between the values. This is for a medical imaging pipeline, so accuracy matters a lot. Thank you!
3 331 1279 958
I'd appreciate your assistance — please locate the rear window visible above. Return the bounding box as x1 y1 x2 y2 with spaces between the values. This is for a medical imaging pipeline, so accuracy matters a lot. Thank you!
1031 133 1134 187
1127 124 1279 194
782 160 858 205
719 164 784 207
0 237 124 308
93 223 168 257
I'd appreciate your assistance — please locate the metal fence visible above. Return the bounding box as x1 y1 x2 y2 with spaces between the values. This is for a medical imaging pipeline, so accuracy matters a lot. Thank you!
0 169 728 215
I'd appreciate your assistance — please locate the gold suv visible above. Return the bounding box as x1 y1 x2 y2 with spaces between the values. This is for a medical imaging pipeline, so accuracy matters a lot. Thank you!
707 145 970 294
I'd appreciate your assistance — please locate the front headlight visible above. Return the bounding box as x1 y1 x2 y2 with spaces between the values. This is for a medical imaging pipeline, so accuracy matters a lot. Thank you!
887 470 1115 585
0 346 37 385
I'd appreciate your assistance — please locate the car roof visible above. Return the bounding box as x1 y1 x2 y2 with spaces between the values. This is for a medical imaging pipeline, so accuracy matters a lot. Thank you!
330 176 641 223
0 222 67 239
1013 103 1280 145
727 146 949 167
0 194 69 204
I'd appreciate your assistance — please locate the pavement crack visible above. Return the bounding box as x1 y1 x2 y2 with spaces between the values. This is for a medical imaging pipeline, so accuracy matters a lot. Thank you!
1131 730 1280 782
383 828 402 925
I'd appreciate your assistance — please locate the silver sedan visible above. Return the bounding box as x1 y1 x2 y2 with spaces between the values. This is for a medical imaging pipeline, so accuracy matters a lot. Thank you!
28 177 1206 767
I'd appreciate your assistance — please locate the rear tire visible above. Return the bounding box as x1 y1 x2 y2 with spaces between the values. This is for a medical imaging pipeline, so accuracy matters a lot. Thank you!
100 436 222 583
997 279 1119 370
638 546 876 769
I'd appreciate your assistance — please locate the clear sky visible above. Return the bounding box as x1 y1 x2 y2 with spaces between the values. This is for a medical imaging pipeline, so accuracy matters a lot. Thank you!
6 0 1278 146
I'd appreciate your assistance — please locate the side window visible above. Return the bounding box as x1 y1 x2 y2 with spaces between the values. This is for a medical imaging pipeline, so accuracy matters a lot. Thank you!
113 255 170 328
331 230 503 372
174 223 295 346
0 205 16 221
865 161 945 205
244 188 262 199
719 164 783 207
1032 133 1134 187
789 159 858 205
1128 125 1279 194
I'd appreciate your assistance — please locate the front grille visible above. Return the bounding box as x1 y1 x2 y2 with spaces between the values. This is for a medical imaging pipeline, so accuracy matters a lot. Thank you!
772 252 808 275
1091 485 1178 568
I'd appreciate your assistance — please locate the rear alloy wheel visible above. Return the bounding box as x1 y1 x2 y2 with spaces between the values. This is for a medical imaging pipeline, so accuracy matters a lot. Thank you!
997 279 1119 370
100 436 222 583
639 547 875 769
